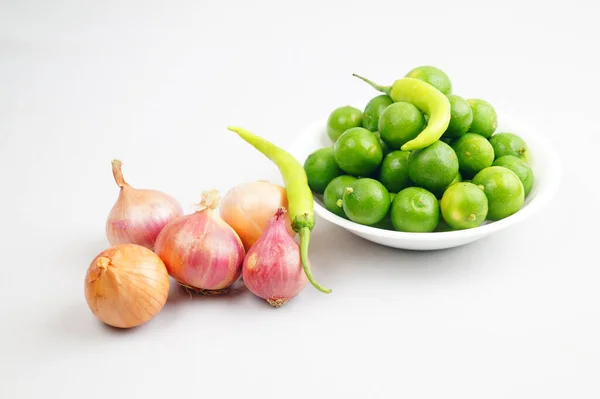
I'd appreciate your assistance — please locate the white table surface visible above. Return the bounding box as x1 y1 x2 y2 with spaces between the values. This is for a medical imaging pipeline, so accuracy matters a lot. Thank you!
1 1 598 398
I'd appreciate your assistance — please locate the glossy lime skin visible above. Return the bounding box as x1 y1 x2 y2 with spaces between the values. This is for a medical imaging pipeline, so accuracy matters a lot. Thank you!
373 131 391 157
323 175 357 218
431 172 462 199
334 127 383 177
444 95 473 138
342 178 390 225
467 99 498 138
327 106 363 142
408 140 459 193
452 133 495 177
472 166 524 221
362 95 394 132
378 102 425 150
371 192 398 230
489 133 530 163
303 147 343 194
390 187 439 232
441 182 488 229
493 155 534 197
378 151 411 193
405 65 452 95
448 172 463 186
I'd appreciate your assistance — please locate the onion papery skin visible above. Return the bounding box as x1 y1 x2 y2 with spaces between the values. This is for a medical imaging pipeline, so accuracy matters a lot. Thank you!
220 181 295 251
84 244 170 329
243 209 308 307
106 187 183 249
105 160 183 249
154 204 245 293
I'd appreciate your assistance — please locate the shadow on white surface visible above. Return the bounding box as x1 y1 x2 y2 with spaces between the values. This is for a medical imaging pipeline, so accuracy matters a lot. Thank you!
302 213 503 296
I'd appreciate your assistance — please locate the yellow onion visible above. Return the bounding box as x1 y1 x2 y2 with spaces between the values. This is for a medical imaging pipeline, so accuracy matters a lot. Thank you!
154 190 245 295
106 160 183 249
220 181 295 251
84 244 170 328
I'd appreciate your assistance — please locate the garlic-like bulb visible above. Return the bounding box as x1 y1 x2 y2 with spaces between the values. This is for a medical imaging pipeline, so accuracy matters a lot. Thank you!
106 160 183 249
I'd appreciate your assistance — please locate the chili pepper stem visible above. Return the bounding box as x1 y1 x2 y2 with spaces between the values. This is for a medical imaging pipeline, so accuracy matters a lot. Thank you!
352 73 391 96
299 227 331 294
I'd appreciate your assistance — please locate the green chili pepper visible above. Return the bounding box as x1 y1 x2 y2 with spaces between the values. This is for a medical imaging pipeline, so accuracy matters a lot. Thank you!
227 126 332 294
352 74 451 152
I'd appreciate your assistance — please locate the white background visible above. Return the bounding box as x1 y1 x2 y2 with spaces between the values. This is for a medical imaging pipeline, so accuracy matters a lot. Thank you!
1 1 599 398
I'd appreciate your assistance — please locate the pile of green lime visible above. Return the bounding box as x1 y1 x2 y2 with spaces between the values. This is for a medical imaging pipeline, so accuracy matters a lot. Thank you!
304 65 535 232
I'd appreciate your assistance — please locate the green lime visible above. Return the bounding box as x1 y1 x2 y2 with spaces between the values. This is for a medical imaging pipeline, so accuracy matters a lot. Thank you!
390 187 439 232
362 95 394 132
489 133 530 163
303 147 343 194
472 166 524 221
327 105 363 142
452 133 495 177
405 65 452 95
373 131 391 157
446 171 463 189
433 172 462 199
378 102 425 150
371 192 397 230
334 127 383 177
378 150 411 193
467 99 498 138
444 95 473 138
493 155 534 197
408 140 459 193
323 175 358 218
342 178 390 225
440 182 488 229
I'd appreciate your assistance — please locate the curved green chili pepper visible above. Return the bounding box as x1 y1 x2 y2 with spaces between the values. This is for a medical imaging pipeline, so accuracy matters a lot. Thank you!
352 74 451 151
227 126 332 294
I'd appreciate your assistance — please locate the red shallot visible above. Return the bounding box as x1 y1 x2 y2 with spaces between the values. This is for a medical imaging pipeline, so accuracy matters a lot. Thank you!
154 190 245 294
243 208 308 307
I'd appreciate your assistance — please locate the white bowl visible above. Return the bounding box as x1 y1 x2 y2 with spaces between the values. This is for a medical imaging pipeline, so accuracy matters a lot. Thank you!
288 115 561 250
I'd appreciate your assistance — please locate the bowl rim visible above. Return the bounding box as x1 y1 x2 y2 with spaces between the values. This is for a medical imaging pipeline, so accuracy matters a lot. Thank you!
288 115 562 241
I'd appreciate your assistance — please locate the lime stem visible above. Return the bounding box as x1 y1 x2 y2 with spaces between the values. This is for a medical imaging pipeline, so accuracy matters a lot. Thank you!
352 73 391 96
299 227 331 294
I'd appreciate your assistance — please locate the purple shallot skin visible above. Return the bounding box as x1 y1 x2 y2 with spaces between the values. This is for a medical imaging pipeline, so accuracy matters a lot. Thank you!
243 208 308 307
